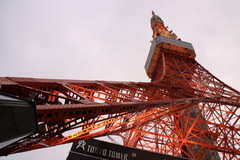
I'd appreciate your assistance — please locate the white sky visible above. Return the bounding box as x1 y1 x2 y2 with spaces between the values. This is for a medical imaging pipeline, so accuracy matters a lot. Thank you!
0 0 240 159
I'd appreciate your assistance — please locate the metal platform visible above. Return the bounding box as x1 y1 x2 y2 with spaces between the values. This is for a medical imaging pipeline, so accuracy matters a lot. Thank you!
145 35 196 79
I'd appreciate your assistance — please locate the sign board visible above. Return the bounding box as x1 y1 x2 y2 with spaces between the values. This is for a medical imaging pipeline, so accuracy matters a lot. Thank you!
67 139 190 160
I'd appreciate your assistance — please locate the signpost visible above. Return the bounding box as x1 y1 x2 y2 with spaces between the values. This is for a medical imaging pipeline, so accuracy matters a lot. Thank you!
67 139 190 160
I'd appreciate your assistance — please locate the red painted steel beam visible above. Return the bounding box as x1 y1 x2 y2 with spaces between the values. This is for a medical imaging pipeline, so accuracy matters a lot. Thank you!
36 97 239 122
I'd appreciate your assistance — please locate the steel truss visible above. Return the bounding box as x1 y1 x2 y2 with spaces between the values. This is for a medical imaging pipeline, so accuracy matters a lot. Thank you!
0 49 239 159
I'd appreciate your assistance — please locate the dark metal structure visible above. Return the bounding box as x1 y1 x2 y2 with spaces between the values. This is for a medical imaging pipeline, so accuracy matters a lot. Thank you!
0 92 38 150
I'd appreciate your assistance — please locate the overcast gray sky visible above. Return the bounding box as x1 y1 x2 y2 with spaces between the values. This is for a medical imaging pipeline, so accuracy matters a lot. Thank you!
1 0 240 160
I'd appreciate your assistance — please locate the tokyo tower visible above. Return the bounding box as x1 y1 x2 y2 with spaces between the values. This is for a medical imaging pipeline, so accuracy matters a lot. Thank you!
0 11 239 160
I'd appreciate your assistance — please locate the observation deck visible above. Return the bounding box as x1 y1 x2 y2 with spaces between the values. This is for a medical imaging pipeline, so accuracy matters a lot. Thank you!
145 35 196 79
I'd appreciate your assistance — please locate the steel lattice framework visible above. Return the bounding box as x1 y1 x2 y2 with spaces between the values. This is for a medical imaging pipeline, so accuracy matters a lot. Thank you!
0 12 239 159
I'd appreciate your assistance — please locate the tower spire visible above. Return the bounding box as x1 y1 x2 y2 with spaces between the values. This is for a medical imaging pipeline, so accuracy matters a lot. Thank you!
152 10 155 16
150 11 177 39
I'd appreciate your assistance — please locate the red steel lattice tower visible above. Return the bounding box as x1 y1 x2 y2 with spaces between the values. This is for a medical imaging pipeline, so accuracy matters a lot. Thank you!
0 11 239 159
